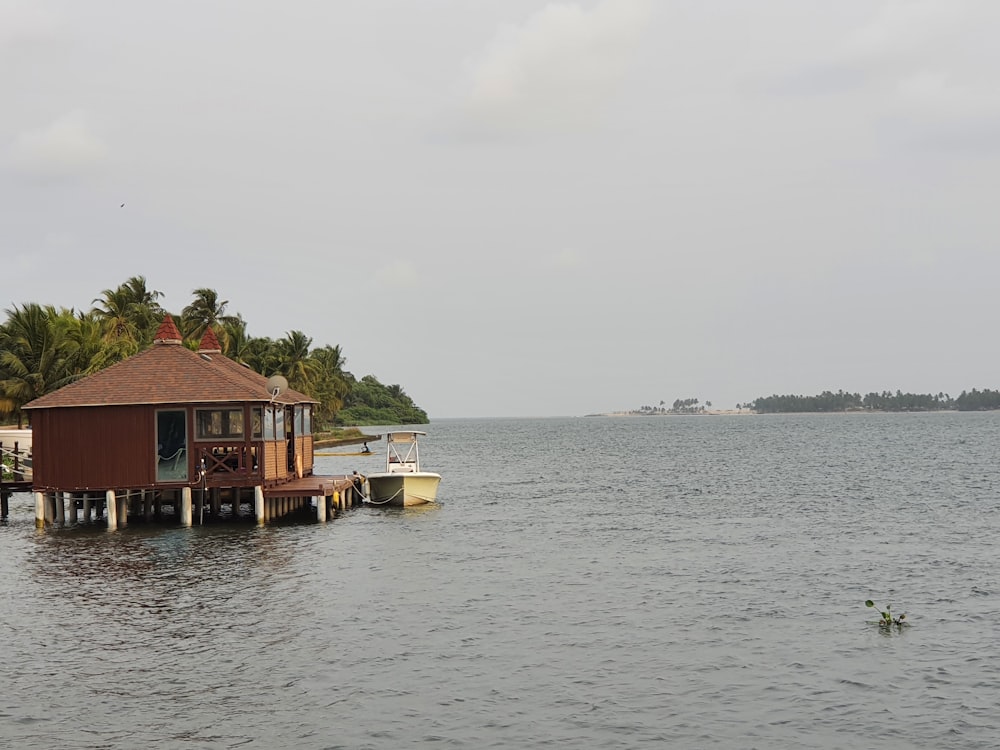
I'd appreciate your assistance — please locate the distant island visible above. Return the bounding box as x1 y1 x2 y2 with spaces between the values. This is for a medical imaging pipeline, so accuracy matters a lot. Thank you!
593 390 1000 416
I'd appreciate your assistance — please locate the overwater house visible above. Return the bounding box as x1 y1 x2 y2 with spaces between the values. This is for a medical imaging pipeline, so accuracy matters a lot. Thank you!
21 315 353 528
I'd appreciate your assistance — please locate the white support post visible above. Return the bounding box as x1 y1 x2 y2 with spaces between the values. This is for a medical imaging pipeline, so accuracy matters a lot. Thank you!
181 487 193 527
117 494 128 528
254 486 265 525
67 492 78 525
83 494 92 523
106 490 118 531
55 492 66 526
34 492 46 529
315 495 326 523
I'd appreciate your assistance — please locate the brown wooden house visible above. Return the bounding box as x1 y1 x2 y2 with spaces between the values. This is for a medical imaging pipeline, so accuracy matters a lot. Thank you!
21 316 352 527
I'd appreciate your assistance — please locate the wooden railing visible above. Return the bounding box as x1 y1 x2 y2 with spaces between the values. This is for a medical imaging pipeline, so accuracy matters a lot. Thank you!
197 443 259 478
0 441 32 484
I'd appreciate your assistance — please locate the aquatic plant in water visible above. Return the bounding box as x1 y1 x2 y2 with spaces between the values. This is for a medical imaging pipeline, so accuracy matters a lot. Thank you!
866 599 907 628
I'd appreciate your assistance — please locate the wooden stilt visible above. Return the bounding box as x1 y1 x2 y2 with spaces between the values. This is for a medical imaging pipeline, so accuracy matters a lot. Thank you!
34 491 45 529
44 493 56 524
255 486 265 525
68 492 78 525
316 494 327 522
1 491 8 521
83 494 93 523
143 490 153 522
211 487 221 517
181 487 193 527
106 490 117 531
55 492 66 526
117 494 128 528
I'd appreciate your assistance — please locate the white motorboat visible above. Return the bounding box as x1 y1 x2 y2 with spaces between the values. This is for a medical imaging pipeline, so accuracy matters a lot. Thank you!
365 431 441 506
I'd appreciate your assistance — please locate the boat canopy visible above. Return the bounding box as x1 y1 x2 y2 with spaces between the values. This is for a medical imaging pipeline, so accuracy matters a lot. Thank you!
386 431 426 442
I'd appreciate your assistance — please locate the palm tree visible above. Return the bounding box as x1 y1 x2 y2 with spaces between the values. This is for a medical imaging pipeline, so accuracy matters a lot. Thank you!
240 336 279 376
65 310 109 375
121 275 165 344
0 304 78 426
220 314 251 363
277 330 319 392
91 275 165 358
310 344 351 424
181 288 238 343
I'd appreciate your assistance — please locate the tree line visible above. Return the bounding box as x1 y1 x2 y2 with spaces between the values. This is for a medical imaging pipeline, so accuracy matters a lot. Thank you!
634 398 713 415
750 389 1000 413
0 276 428 428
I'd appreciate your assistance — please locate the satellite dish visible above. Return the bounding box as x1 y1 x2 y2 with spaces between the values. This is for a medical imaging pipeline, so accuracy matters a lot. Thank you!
265 375 288 401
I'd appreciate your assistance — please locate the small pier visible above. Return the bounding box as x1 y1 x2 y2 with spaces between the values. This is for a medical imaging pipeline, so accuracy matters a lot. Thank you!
0 436 32 521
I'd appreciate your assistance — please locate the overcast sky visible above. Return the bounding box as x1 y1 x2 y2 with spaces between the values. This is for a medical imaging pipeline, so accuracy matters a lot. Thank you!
3 0 999 417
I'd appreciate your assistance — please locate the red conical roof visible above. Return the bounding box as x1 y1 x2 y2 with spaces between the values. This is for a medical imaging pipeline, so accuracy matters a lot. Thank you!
153 314 183 344
198 327 222 353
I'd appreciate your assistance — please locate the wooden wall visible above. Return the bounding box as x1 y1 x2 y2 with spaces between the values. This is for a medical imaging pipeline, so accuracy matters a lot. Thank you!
30 405 155 491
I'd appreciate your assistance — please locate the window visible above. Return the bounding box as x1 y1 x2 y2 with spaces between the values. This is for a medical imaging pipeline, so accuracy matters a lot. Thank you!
264 406 275 440
195 408 245 440
251 407 263 439
156 410 188 482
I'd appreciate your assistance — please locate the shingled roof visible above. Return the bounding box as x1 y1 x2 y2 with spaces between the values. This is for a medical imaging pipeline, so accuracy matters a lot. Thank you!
24 317 314 410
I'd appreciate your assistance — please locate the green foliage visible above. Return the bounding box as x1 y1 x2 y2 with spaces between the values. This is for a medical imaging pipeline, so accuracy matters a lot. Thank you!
632 398 703 414
181 288 239 342
91 275 165 359
0 303 85 423
0 280 428 430
338 375 429 426
752 390 957 413
865 599 907 629
953 388 1000 411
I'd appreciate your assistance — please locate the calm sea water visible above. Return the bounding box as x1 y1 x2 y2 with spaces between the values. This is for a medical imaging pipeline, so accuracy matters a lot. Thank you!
1 414 998 749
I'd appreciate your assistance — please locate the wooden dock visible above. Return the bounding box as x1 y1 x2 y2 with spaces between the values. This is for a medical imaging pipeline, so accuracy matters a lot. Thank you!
0 437 32 521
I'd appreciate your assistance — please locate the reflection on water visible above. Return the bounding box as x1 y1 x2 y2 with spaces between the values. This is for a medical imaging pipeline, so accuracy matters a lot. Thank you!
2 414 1000 748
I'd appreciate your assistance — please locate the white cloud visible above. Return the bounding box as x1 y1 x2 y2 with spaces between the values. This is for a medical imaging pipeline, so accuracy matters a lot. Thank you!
894 70 992 119
888 70 1000 150
0 0 62 45
774 1 968 96
841 0 963 64
7 110 108 179
547 248 582 269
460 0 652 135
374 260 421 288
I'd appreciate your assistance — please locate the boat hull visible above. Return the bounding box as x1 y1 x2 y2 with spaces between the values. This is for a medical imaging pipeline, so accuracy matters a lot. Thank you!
366 472 441 507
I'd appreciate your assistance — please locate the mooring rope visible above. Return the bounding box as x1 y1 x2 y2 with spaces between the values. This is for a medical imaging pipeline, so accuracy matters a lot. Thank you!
366 486 403 505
